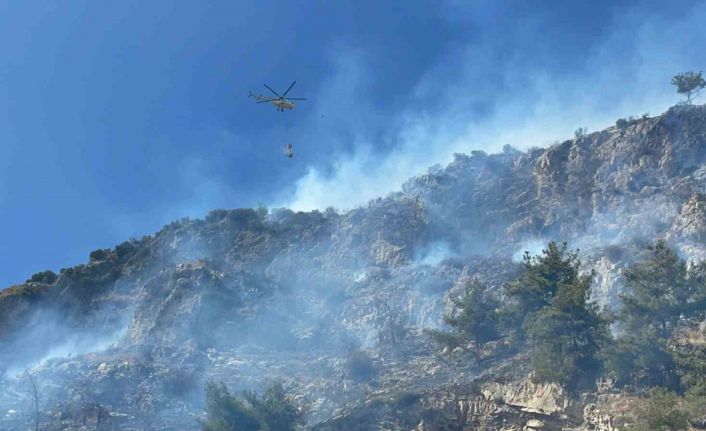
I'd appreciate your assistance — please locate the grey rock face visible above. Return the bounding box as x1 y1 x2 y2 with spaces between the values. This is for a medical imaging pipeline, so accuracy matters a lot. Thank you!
2 105 706 430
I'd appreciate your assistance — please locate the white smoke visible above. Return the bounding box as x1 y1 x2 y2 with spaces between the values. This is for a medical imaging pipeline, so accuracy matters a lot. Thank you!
283 2 706 211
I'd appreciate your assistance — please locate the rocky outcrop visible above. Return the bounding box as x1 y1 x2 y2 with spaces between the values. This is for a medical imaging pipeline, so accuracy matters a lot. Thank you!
315 375 599 430
401 106 706 305
481 379 574 417
3 105 706 430
669 193 706 241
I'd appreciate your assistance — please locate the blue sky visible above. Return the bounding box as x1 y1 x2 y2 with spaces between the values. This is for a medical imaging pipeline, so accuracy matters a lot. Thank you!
1 0 705 287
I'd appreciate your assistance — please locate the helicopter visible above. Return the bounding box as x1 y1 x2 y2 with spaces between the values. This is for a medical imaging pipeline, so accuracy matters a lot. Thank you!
249 81 307 112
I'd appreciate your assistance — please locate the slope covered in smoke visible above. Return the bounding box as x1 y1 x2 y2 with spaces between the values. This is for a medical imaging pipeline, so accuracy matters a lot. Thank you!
2 104 706 430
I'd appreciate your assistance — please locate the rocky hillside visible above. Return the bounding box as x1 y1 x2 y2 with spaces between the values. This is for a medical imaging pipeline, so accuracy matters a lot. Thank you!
2 105 706 430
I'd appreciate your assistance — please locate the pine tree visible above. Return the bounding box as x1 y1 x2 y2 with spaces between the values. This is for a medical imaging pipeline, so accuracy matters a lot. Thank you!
671 71 706 104
504 242 608 390
504 242 583 343
674 344 706 396
444 279 501 347
620 241 693 339
608 241 703 389
428 279 501 350
202 382 261 431
244 383 304 431
202 382 303 431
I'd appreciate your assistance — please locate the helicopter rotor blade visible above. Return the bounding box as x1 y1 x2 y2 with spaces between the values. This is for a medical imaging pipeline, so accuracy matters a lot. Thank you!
285 97 307 101
281 80 297 97
263 84 281 97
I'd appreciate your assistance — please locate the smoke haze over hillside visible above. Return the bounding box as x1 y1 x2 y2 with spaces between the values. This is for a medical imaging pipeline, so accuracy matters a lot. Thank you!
283 1 706 211
3 1 706 287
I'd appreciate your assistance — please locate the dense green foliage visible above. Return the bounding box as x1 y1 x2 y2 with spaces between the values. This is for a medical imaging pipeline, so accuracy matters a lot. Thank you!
203 382 261 431
427 279 502 351
674 343 706 397
444 279 501 347
607 241 706 390
603 336 678 389
429 239 706 426
504 243 585 343
620 241 697 338
243 384 305 431
202 382 303 431
89 248 112 262
431 242 608 390
601 241 706 428
524 282 608 390
506 242 608 390
627 388 690 431
26 270 58 284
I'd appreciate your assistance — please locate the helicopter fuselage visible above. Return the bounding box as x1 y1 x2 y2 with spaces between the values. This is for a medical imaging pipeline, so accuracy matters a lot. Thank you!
249 82 304 111
272 99 295 111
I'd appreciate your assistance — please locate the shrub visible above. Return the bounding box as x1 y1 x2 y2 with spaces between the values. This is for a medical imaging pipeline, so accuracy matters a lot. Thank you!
205 209 228 223
202 381 260 431
243 383 304 431
89 249 111 262
684 391 706 427
674 343 706 396
627 388 689 431
202 381 303 431
426 329 464 349
346 349 377 382
27 270 58 284
443 279 501 348
390 391 420 408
